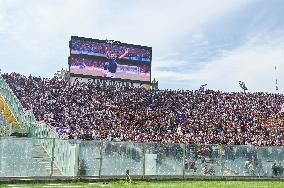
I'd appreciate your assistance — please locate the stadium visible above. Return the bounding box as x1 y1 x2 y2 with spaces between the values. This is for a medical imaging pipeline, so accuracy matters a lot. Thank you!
0 1 284 188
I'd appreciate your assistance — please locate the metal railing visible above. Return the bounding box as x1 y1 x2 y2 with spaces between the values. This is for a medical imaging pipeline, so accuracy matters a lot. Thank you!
0 76 26 131
0 75 77 176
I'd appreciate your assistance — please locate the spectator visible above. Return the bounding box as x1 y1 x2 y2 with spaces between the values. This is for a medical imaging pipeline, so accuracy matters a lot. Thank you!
2 72 284 146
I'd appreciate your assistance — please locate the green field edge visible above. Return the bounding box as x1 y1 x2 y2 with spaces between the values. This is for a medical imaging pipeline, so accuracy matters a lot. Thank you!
1 180 284 188
0 176 284 184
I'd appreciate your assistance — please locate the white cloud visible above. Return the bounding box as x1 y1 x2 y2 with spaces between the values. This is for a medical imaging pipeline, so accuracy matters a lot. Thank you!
153 28 284 92
152 59 190 69
2 0 283 94
154 70 196 81
179 41 284 92
0 0 249 57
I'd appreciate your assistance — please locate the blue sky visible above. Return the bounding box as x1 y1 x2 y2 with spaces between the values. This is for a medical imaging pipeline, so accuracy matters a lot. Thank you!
1 0 284 92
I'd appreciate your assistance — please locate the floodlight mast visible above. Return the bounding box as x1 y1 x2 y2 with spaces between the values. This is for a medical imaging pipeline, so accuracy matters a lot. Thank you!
239 81 248 93
275 65 278 92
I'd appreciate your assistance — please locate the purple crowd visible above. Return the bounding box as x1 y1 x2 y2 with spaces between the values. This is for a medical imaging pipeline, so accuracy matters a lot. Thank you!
3 73 284 146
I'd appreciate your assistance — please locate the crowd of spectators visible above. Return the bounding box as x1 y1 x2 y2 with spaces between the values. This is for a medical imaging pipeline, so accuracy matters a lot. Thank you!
70 56 104 68
2 73 284 146
71 39 151 62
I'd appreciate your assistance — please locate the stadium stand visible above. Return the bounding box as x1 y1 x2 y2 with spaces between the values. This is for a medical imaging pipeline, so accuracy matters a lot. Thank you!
0 72 284 178
2 72 284 147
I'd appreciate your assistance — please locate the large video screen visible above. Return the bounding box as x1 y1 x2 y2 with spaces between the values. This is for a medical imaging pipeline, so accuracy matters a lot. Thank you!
69 56 151 82
69 36 152 82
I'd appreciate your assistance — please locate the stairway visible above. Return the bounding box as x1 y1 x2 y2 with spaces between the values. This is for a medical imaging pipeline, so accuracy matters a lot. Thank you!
0 137 63 177
33 144 62 176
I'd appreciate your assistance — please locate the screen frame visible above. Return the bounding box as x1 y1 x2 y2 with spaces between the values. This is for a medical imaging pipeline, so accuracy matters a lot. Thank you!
70 36 152 51
69 36 152 84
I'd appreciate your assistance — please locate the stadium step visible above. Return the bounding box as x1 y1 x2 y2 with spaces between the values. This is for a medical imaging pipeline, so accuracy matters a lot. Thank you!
0 137 51 176
33 144 62 176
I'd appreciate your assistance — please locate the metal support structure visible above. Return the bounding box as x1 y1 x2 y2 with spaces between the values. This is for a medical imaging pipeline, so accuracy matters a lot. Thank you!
142 144 146 179
50 138 55 176
182 143 185 179
98 142 103 178
219 144 224 177
74 141 80 176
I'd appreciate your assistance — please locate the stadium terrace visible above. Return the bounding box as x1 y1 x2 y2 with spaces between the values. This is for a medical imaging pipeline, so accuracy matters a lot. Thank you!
3 72 284 146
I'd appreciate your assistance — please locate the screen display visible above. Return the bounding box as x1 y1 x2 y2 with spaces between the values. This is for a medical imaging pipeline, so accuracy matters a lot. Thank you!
69 56 151 82
69 36 152 82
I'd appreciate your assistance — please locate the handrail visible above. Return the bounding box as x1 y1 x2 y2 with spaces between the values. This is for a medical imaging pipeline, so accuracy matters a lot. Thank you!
0 75 78 176
0 75 27 131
